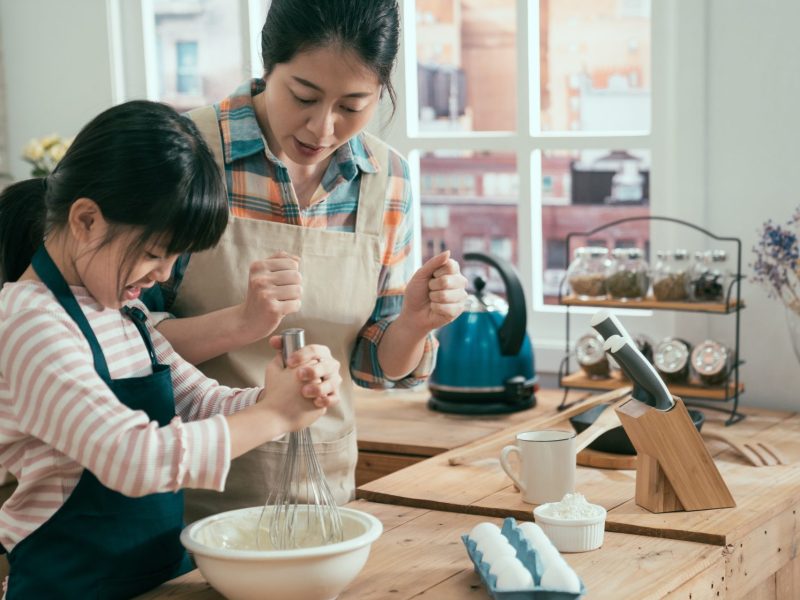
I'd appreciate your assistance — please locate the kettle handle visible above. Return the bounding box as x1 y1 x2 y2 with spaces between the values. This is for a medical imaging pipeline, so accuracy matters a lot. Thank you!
464 252 527 356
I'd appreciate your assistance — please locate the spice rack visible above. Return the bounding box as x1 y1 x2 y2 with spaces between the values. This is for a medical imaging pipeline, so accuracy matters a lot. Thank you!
557 216 745 425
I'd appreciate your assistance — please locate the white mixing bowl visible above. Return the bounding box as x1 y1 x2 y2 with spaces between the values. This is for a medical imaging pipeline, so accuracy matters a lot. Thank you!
181 505 383 600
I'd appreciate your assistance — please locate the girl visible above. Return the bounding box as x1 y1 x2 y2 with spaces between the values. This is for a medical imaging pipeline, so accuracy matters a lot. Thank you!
143 0 468 522
0 100 341 598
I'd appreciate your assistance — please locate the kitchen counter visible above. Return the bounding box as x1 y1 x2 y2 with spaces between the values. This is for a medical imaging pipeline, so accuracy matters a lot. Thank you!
357 399 800 598
139 388 800 598
137 500 727 600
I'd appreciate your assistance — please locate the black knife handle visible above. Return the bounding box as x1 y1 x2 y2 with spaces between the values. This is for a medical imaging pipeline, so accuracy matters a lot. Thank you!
611 341 674 411
591 310 632 343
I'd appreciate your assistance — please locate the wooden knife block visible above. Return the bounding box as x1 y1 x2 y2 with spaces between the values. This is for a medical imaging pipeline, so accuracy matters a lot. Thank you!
615 395 735 513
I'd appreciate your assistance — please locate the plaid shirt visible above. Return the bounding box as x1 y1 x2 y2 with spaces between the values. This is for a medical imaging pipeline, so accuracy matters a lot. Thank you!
160 79 434 388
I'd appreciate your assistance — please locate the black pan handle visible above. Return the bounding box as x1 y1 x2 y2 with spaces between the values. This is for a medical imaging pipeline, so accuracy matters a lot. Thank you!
464 252 526 356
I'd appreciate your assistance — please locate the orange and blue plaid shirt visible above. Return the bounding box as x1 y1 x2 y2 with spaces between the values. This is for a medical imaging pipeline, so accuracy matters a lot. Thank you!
161 79 434 388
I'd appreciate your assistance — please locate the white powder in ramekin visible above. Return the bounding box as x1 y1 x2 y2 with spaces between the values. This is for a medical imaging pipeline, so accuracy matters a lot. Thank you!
539 493 603 519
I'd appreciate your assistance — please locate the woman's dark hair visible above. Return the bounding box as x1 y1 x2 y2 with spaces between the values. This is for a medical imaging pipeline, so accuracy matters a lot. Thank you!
0 100 227 284
261 0 400 115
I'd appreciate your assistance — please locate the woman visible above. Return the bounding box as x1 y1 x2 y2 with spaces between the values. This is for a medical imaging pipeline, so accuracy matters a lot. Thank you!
145 0 467 522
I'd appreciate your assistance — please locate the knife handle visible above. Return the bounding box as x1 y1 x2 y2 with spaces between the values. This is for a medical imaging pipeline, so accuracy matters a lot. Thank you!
607 337 674 411
591 309 633 344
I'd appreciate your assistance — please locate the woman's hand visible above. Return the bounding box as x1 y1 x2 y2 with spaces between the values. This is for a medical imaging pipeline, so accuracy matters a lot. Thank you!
236 251 302 341
399 251 468 336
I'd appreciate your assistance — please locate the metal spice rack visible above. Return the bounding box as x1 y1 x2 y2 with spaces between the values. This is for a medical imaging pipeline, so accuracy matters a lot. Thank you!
557 215 745 425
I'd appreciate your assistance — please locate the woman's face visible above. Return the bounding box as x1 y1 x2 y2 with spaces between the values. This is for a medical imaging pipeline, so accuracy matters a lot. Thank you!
262 45 382 166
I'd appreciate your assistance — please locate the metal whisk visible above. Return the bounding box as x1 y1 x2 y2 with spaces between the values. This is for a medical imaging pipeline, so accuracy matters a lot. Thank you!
256 328 343 550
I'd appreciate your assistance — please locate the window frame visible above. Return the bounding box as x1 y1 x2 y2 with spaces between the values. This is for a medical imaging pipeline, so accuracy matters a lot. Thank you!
376 0 707 371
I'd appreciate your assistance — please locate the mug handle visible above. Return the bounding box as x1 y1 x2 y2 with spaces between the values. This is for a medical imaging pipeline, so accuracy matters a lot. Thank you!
500 445 526 494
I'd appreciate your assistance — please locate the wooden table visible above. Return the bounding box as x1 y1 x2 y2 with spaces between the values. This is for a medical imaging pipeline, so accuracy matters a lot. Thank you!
354 387 585 485
138 500 728 600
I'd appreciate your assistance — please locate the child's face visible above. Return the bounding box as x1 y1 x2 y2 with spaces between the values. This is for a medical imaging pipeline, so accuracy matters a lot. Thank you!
76 226 177 310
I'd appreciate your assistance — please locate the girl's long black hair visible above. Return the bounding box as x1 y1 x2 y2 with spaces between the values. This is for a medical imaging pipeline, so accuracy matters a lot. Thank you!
0 100 228 284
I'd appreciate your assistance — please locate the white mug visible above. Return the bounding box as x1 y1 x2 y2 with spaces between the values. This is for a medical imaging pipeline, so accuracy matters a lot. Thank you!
500 430 576 505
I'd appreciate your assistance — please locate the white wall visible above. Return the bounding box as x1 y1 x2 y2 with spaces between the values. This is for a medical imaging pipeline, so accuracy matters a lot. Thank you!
1 0 114 179
705 0 800 410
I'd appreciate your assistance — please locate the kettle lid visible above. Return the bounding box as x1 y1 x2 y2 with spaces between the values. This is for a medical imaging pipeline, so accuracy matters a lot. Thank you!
465 276 508 313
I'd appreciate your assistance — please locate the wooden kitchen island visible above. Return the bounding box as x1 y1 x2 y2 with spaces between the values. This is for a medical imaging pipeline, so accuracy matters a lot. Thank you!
139 388 800 599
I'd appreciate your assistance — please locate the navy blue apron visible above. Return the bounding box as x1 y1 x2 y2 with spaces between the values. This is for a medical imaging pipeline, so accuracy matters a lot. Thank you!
3 246 192 598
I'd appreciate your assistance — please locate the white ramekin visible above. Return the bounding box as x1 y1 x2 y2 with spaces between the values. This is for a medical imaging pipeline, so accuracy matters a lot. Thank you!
532 503 606 552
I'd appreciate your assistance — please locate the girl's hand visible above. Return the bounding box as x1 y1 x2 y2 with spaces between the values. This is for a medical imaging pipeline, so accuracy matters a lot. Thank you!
268 336 342 409
237 251 302 340
257 337 341 433
399 251 468 335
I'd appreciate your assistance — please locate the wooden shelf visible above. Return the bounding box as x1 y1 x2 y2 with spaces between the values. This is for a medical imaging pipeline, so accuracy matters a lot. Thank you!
560 295 744 314
561 371 745 401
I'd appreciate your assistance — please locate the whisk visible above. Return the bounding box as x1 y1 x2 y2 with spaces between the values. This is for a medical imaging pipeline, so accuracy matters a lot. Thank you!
256 328 343 550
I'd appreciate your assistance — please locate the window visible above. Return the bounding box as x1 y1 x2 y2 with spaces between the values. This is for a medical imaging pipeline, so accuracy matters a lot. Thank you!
383 0 655 322
111 0 681 373
176 41 200 95
140 0 267 112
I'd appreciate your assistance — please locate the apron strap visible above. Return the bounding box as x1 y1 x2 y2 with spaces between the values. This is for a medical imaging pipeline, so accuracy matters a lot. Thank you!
179 105 226 299
355 132 390 238
120 306 159 366
187 106 227 193
31 246 112 382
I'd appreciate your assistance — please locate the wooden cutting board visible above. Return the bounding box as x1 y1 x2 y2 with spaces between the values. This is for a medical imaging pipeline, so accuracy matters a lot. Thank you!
357 404 800 546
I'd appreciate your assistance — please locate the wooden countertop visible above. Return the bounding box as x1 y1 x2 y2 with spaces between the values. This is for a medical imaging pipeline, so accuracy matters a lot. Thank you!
137 500 726 600
354 387 585 456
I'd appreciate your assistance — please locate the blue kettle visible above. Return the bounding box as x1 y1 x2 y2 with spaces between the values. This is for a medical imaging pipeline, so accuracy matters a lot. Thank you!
428 252 537 414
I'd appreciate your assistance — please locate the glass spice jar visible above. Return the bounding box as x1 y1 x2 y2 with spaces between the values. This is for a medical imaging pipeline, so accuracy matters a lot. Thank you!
566 247 611 300
605 247 650 301
653 337 692 383
652 249 691 302
689 250 706 301
691 339 732 386
691 250 730 302
576 332 610 378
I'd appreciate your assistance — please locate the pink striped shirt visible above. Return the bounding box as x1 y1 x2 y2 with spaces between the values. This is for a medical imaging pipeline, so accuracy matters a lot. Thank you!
0 280 261 552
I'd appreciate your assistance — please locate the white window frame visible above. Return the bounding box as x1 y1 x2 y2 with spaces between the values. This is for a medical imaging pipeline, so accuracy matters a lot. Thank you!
377 0 708 371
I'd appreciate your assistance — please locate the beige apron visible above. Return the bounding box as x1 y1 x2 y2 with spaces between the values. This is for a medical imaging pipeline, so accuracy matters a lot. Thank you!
179 107 386 523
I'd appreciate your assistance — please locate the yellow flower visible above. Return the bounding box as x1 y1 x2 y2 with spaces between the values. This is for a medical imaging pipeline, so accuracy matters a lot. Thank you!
39 133 61 149
23 139 45 162
48 142 68 163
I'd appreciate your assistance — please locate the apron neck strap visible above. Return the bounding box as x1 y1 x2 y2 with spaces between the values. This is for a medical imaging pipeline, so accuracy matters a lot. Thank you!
187 106 226 191
355 133 390 237
31 245 112 382
120 306 159 366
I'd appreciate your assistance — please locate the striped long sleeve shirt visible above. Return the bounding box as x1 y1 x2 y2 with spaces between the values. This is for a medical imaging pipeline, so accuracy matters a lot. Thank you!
0 280 260 552
150 79 436 388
